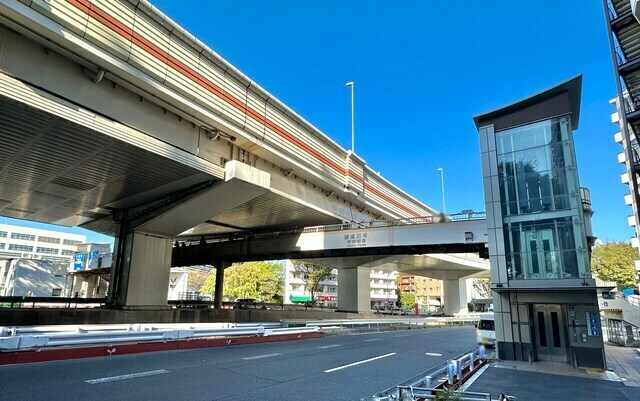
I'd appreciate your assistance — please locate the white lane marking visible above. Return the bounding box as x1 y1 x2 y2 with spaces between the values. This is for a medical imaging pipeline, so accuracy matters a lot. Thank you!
425 352 443 357
85 370 169 384
318 344 342 349
241 353 281 360
364 338 381 342
324 352 396 373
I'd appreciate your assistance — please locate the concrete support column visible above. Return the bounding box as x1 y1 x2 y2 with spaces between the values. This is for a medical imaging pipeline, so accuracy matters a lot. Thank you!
443 278 473 316
107 232 173 309
337 266 371 313
214 261 230 309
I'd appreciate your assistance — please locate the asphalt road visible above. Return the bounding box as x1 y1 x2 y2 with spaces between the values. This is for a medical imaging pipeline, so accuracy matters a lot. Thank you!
0 326 476 401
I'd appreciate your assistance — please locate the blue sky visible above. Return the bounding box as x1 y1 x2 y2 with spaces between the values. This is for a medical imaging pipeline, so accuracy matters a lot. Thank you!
5 0 630 244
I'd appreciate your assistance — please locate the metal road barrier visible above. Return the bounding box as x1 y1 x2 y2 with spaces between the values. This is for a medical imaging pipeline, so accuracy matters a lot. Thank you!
282 316 480 331
0 322 318 351
0 322 281 337
302 211 486 233
0 296 338 311
362 347 513 401
0 296 106 308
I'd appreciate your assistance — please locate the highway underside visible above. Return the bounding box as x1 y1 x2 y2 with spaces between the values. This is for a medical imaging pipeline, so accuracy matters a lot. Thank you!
0 327 476 401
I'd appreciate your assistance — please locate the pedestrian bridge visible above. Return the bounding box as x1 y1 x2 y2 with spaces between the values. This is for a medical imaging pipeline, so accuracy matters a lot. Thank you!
174 213 490 314
173 212 488 265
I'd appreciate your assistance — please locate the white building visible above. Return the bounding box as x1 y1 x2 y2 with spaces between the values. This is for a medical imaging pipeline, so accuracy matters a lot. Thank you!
283 261 398 308
369 269 399 306
611 95 640 278
0 259 68 297
0 223 85 262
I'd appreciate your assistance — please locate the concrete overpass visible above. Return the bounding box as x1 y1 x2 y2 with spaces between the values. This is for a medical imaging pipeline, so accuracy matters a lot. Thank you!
173 214 490 314
0 0 487 313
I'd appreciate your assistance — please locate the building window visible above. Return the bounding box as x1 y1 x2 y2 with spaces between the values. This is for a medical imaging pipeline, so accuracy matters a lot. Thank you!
497 118 576 216
11 233 35 241
38 236 61 244
36 247 59 255
8 244 33 252
61 249 76 256
63 239 81 246
496 117 589 280
0 243 4 249
51 288 62 296
0 231 6 238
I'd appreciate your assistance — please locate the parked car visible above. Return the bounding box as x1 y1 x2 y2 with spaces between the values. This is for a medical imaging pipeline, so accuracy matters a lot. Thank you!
233 298 258 309
389 306 405 315
476 313 495 347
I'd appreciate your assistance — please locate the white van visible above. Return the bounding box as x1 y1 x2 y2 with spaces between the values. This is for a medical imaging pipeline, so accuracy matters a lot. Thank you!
476 314 495 347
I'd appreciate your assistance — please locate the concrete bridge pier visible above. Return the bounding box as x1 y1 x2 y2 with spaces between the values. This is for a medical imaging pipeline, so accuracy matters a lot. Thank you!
213 261 231 309
337 265 371 313
443 278 473 316
108 161 270 309
108 232 174 309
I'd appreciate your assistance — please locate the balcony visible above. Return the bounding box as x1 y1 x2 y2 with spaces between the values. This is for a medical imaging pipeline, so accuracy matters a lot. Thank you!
371 281 394 289
620 151 628 164
626 193 634 205
370 271 391 279
616 131 624 143
629 214 637 227
623 172 631 184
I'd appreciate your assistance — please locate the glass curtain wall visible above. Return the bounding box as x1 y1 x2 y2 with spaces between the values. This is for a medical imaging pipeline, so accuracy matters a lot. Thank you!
496 117 589 279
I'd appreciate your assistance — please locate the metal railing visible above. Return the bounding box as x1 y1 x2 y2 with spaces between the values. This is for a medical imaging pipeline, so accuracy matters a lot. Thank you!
0 296 106 308
302 211 486 234
0 296 339 311
0 322 281 337
362 347 510 401
0 322 318 351
607 0 618 21
606 318 640 346
615 45 627 66
282 316 480 331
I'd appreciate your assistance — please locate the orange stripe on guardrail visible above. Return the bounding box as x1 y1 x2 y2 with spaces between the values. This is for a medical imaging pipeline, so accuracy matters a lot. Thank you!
64 0 422 217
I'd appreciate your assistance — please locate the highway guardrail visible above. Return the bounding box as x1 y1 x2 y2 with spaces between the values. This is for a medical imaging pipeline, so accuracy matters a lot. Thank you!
0 323 317 351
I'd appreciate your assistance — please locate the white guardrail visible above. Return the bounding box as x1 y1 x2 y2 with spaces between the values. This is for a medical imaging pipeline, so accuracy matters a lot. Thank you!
283 316 480 329
0 322 318 351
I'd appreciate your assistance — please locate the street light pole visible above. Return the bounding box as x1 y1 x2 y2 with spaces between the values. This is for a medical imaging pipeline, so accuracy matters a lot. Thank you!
346 81 354 153
437 168 446 214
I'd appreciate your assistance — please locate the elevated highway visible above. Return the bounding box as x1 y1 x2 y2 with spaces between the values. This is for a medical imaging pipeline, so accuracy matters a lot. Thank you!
0 0 486 313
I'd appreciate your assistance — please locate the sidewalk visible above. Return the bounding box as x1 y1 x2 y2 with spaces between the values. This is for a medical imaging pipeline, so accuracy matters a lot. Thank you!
465 345 640 401
607 344 640 387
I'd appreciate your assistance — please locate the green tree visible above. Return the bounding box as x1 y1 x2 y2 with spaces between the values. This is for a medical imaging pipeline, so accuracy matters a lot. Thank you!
591 241 638 290
400 292 416 309
292 261 333 303
199 261 284 302
472 278 492 299
187 270 209 293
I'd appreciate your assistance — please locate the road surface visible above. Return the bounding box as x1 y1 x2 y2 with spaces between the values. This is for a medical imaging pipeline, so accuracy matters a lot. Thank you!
0 326 476 401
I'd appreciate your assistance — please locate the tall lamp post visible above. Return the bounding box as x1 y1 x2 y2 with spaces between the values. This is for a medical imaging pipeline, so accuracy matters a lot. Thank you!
346 81 355 153
437 167 446 214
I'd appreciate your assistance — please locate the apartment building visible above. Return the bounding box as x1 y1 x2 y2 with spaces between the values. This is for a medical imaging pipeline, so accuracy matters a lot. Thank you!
398 274 443 311
283 261 398 308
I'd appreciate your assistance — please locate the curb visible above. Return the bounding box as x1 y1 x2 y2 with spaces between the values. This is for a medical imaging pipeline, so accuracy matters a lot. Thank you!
0 331 325 366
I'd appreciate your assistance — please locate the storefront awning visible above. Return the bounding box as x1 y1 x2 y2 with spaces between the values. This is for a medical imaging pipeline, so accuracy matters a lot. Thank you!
289 295 311 303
